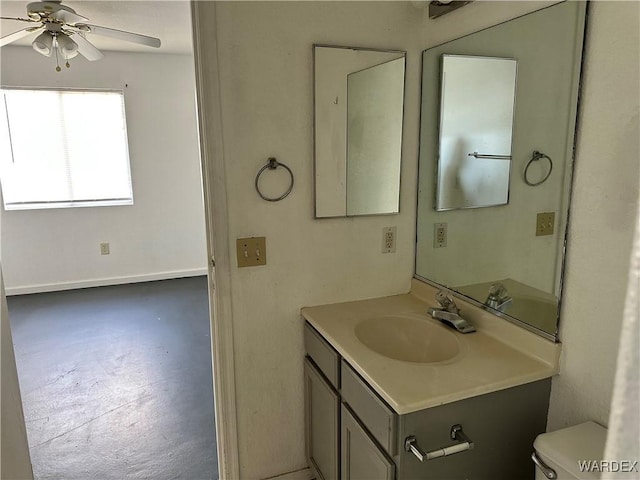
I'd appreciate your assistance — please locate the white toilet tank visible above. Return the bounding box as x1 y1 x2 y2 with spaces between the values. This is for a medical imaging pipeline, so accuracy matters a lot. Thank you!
533 421 607 479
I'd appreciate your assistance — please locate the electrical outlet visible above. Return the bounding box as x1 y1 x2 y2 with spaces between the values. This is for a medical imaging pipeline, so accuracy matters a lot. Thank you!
434 223 447 248
236 237 267 267
382 226 396 253
536 212 555 236
100 242 110 255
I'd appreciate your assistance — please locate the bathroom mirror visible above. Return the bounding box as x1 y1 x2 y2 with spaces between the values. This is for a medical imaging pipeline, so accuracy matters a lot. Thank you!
314 45 406 218
415 2 587 340
436 55 517 211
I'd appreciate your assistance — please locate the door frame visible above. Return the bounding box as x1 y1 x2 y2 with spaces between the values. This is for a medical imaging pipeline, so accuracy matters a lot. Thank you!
190 2 240 478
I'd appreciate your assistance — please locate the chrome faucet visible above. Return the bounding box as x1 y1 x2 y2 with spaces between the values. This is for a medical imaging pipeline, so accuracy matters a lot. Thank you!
428 290 476 334
484 283 512 312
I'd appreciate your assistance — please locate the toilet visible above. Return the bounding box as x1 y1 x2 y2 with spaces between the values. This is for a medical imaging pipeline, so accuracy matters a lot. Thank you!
533 421 608 479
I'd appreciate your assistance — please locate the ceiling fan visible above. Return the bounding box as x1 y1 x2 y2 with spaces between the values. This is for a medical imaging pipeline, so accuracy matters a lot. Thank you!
0 1 161 71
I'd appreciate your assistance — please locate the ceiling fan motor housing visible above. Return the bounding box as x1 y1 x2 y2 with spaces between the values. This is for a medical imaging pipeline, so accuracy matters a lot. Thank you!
26 1 77 21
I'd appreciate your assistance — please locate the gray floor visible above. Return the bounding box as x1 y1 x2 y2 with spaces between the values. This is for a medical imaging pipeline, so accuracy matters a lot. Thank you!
8 276 218 480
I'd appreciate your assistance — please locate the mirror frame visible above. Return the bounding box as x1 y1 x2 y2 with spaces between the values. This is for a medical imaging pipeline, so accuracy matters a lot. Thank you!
435 54 518 212
413 2 589 343
312 44 407 219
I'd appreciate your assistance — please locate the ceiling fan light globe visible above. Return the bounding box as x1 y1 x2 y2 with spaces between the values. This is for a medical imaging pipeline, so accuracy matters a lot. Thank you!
32 31 53 56
56 33 78 57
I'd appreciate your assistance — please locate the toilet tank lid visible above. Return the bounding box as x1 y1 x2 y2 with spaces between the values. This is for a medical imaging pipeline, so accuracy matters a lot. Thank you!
534 421 608 476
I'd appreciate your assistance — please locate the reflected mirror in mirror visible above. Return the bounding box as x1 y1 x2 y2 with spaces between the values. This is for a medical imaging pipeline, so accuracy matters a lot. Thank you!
415 2 587 340
314 45 406 218
436 55 517 211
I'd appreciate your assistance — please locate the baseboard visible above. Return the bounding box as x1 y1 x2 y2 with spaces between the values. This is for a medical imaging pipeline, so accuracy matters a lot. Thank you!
263 467 314 480
5 268 208 296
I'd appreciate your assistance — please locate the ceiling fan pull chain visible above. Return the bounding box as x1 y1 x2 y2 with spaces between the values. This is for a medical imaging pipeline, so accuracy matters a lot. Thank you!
54 40 61 72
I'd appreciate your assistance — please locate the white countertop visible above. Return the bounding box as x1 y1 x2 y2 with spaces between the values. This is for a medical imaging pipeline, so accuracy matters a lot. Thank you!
301 280 560 415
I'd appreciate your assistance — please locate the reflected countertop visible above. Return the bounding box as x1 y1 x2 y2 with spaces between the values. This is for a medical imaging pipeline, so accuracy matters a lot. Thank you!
301 279 560 415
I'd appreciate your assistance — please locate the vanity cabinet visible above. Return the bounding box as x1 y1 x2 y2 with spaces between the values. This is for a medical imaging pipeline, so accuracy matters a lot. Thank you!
395 379 551 479
304 323 341 480
304 321 551 480
304 359 339 480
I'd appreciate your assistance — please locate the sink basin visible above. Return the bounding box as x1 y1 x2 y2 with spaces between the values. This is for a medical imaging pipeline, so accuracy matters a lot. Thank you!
354 315 461 364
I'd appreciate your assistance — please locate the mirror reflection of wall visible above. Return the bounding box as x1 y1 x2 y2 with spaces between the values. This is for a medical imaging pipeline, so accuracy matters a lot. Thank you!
436 55 517 211
314 46 406 218
415 2 587 339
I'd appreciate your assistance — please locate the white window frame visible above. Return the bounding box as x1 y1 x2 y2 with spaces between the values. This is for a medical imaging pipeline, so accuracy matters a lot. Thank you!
0 87 134 211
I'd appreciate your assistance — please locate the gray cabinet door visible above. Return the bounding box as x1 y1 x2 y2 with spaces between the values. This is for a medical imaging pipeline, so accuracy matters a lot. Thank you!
341 405 395 480
304 358 340 480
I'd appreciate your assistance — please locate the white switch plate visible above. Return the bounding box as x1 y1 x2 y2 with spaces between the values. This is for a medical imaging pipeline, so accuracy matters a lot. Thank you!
434 223 447 248
382 226 396 253
100 242 110 255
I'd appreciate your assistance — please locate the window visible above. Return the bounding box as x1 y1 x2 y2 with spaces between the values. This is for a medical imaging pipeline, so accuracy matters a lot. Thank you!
0 88 133 210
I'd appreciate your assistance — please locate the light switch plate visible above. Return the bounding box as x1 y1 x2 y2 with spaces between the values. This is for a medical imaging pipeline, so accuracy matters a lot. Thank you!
236 237 267 267
536 212 555 236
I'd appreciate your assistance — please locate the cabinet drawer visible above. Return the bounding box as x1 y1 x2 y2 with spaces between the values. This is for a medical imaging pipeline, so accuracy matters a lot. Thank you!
341 361 397 455
304 322 340 389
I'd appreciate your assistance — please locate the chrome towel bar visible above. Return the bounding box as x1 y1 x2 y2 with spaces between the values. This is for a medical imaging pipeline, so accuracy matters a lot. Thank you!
405 424 474 462
468 152 512 160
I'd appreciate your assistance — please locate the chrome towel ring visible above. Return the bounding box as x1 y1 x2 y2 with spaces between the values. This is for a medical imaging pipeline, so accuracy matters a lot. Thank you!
524 150 553 186
255 157 294 202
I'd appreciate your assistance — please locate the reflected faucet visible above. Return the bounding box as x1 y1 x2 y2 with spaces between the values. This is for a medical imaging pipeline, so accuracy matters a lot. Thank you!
428 290 476 334
484 283 512 312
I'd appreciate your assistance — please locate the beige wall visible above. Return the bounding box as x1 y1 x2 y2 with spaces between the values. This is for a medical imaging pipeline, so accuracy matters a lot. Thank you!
212 2 421 477
547 1 640 431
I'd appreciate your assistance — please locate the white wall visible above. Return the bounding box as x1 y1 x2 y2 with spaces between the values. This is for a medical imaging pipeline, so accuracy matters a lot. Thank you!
0 47 207 294
547 1 640 431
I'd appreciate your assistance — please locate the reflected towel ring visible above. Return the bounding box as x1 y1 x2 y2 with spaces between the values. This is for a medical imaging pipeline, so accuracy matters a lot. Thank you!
255 157 294 202
524 150 553 186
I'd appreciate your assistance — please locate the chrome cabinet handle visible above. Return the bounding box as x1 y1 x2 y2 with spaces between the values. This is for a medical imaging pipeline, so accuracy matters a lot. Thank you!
532 452 557 479
405 424 474 462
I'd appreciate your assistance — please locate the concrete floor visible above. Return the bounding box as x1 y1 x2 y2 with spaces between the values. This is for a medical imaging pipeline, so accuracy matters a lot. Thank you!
8 277 218 480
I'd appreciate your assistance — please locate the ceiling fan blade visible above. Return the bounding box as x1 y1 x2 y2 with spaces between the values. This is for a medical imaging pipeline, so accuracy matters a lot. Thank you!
70 33 104 61
0 26 42 47
0 16 38 23
51 9 89 25
83 24 161 48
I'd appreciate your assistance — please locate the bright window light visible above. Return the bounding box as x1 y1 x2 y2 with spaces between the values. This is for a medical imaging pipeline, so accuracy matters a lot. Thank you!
0 88 133 210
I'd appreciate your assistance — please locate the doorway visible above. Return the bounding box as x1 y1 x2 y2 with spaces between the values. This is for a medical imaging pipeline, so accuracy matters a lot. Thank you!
0 2 220 477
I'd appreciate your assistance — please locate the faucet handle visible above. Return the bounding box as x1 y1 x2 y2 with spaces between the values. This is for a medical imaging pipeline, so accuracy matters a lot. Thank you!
488 283 508 299
435 290 460 315
485 283 512 310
